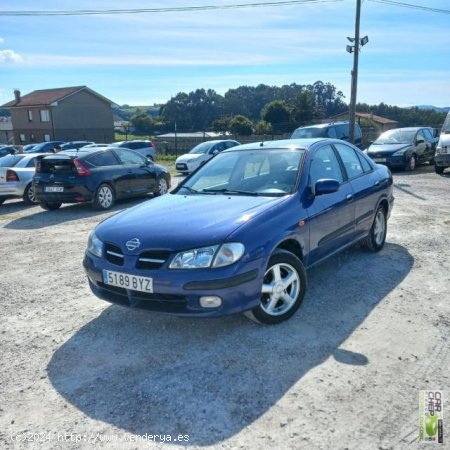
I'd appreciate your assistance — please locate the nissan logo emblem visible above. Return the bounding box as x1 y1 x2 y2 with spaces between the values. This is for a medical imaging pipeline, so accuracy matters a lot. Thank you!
126 238 141 251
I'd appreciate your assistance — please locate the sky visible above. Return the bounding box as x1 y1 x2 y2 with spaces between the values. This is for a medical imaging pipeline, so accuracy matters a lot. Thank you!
0 0 449 108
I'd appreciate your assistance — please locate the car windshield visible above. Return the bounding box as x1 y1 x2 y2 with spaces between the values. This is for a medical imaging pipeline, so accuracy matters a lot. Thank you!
189 142 214 154
442 114 450 134
291 127 326 139
0 154 24 167
373 130 416 145
177 148 305 197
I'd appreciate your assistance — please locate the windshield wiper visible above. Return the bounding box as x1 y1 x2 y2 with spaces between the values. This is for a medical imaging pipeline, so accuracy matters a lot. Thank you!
202 188 259 196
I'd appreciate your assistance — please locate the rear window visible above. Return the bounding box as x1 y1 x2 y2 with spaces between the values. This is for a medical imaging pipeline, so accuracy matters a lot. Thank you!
38 157 75 174
0 155 24 167
291 127 327 139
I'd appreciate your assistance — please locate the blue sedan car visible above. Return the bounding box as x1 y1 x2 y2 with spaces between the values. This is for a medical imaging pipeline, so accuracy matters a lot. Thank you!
84 138 394 324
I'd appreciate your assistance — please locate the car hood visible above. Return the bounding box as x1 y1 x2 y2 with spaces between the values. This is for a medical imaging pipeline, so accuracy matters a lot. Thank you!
176 153 205 163
96 193 284 253
367 143 412 155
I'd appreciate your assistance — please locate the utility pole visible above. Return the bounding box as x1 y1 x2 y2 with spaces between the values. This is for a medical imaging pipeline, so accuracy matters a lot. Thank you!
349 0 361 144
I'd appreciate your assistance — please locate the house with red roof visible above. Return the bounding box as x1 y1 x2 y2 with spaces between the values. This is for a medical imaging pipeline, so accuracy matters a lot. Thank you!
1 86 115 144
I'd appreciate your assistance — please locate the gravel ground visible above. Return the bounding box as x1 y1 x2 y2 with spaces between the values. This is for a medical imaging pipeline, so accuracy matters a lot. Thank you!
0 166 449 450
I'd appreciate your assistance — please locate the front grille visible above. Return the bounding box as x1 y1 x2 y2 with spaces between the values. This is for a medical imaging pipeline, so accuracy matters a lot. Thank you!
105 243 124 266
97 281 187 312
136 250 171 269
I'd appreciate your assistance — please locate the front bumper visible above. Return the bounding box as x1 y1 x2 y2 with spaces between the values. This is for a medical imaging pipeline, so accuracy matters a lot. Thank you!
435 153 450 168
369 153 407 168
175 160 200 174
83 251 263 317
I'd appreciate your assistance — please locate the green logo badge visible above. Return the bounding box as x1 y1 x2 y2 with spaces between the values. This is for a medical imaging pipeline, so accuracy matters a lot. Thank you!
419 390 444 444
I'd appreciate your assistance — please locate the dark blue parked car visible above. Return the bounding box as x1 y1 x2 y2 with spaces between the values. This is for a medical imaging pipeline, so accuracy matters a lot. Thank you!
84 138 394 324
25 141 65 153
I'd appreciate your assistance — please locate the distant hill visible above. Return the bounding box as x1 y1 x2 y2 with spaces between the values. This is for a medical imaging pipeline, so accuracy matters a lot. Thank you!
415 105 450 113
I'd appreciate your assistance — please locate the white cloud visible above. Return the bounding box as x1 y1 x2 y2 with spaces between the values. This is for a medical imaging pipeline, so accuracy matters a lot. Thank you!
0 49 23 63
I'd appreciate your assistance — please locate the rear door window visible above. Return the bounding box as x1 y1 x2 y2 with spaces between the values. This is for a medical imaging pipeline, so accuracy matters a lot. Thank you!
85 151 119 167
113 148 146 165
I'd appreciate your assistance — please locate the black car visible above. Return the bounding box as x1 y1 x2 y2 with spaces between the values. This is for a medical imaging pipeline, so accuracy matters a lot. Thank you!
365 127 436 171
25 141 66 154
291 121 362 147
33 147 171 211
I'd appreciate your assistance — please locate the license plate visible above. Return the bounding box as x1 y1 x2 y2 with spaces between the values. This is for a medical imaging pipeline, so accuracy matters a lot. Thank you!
44 186 64 192
103 270 153 293
373 157 386 163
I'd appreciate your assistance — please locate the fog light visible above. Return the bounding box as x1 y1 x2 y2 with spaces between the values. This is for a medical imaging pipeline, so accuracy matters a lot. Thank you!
199 296 222 308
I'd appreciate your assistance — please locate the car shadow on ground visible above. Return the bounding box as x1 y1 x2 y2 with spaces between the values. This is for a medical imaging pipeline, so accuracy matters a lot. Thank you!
2 195 156 229
47 243 413 446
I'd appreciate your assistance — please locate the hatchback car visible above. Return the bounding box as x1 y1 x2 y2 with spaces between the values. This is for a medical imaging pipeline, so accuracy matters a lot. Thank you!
0 153 41 205
291 121 362 147
365 127 436 171
84 138 394 324
175 140 240 174
110 140 157 161
33 147 170 211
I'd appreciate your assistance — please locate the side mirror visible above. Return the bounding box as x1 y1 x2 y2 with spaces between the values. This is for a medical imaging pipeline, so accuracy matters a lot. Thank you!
212 150 219 156
416 137 425 145
315 179 340 195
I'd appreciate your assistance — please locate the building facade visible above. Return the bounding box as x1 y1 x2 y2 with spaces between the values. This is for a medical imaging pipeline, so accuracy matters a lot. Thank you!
1 86 115 144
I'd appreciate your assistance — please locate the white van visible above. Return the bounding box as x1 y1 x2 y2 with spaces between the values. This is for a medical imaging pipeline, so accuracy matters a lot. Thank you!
435 111 450 174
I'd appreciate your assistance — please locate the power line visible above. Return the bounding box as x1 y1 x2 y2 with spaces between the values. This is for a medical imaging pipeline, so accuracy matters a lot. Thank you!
368 0 450 15
0 0 344 17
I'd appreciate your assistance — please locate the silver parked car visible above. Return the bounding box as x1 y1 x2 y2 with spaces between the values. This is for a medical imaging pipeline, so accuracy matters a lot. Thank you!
0 153 42 205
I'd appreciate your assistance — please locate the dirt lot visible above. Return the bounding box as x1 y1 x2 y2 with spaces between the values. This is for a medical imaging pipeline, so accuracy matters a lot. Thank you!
0 166 449 450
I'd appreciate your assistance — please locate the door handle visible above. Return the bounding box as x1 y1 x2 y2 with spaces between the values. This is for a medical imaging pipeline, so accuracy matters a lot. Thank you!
374 180 380 186
346 194 353 201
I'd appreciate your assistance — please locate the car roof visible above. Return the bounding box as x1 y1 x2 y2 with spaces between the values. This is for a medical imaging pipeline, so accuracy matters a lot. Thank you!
225 138 329 152
295 121 350 130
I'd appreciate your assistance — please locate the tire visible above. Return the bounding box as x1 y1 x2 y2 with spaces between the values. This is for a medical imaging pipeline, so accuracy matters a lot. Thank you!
39 201 62 211
23 183 38 205
154 176 168 196
94 183 115 210
404 154 416 172
244 249 307 325
361 206 387 252
435 166 444 175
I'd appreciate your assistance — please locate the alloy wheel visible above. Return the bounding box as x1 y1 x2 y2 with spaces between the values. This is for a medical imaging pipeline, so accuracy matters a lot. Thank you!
261 262 301 316
98 186 113 209
374 209 386 246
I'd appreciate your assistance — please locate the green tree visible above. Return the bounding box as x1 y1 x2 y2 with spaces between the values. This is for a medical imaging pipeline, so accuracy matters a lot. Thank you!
229 115 253 136
291 91 315 125
261 100 291 134
254 120 273 135
212 116 231 133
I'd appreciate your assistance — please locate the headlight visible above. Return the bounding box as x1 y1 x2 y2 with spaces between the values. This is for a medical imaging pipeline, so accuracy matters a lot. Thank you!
87 231 104 258
169 243 245 269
